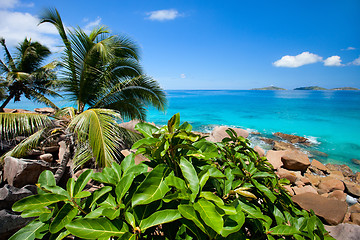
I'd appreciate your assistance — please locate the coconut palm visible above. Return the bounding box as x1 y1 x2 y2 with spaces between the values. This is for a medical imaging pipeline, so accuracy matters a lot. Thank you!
0 38 59 112
1 9 166 181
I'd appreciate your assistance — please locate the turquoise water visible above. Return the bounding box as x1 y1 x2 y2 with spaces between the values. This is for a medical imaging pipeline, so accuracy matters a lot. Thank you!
5 90 360 172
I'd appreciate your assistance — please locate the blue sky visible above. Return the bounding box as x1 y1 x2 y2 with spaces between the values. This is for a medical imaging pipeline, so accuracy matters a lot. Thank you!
1 0 359 89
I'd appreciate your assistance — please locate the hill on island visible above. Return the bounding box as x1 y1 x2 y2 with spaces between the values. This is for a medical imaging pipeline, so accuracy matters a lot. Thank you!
294 86 327 90
331 87 359 90
251 86 286 90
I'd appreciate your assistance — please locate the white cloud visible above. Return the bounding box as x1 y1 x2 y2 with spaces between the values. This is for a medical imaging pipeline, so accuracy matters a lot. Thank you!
146 9 182 21
342 46 356 51
180 74 186 78
0 0 19 9
324 56 343 66
0 9 60 51
273 52 323 68
352 56 360 66
84 17 102 32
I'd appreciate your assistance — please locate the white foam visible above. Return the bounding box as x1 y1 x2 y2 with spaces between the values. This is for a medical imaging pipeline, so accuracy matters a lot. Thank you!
305 135 321 145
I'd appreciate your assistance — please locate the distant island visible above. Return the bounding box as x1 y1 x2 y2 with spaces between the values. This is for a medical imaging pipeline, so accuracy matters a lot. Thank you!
331 87 359 90
251 86 286 90
294 86 327 90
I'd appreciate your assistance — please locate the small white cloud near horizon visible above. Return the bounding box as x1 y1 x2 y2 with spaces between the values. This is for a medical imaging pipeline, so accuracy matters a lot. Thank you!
83 17 102 33
146 9 182 21
352 56 360 66
342 46 356 51
324 56 343 66
180 74 186 78
273 52 323 68
0 0 19 9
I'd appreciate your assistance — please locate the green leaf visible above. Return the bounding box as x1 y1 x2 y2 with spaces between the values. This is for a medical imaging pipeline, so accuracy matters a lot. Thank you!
115 173 135 201
38 170 56 187
73 169 92 196
175 131 200 142
191 140 219 159
89 186 112 207
13 193 68 212
66 178 75 198
9 220 46 240
199 171 210 190
193 199 223 234
124 212 136 228
132 164 170 206
92 172 115 185
220 211 245 237
165 174 186 190
40 185 69 198
21 207 51 218
49 203 78 233
120 154 135 174
178 204 208 234
269 225 301 236
132 138 160 150
66 218 128 238
102 207 120 220
134 122 159 138
74 191 91 199
252 180 276 203
167 113 180 133
50 230 70 240
139 209 182 231
199 191 224 206
179 157 199 202
200 165 226 178
252 172 275 179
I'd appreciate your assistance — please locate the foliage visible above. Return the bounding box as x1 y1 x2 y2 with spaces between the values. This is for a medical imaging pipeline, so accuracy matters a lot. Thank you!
0 38 59 111
10 114 333 239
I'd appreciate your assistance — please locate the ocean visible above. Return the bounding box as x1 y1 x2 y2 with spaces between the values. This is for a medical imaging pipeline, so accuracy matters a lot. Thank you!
6 90 360 172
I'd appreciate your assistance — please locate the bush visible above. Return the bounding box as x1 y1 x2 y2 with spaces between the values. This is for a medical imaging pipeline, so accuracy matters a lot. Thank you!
10 114 333 239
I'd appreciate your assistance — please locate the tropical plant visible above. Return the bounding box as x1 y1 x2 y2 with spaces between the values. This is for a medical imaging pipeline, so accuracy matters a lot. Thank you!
0 38 59 111
1 9 166 172
10 114 333 240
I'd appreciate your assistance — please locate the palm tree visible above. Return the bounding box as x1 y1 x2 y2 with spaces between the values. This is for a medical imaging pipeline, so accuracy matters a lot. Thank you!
0 38 59 112
1 8 166 181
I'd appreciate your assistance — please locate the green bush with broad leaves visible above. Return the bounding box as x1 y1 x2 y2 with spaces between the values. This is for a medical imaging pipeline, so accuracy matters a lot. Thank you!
10 114 333 240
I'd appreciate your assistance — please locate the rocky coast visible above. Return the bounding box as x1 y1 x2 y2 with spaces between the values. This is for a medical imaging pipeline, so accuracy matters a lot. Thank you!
1 110 360 239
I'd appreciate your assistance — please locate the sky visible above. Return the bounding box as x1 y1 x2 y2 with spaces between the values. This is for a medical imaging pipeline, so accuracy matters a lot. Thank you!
0 0 359 90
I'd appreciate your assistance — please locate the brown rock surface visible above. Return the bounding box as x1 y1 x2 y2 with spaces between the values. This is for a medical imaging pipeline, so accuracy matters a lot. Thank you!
348 203 360 213
328 190 347 201
273 141 298 151
325 223 360 240
304 173 321 187
207 126 249 142
351 213 360 225
39 153 53 163
292 185 318 195
281 150 310 171
344 181 360 197
310 159 328 172
329 170 345 181
265 150 285 169
277 168 298 183
318 177 345 193
356 172 360 183
326 164 354 178
273 132 309 144
34 107 55 115
292 192 348 225
283 185 294 196
259 137 274 145
3 157 52 188
253 146 265 157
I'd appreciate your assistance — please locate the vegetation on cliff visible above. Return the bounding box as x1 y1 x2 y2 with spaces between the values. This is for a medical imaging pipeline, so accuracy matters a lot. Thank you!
251 86 286 90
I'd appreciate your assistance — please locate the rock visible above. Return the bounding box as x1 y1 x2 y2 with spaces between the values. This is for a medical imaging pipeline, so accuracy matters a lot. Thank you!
43 146 59 153
277 168 298 183
34 107 55 115
273 132 310 145
58 141 67 162
253 146 265 157
273 141 298 151
356 172 360 184
351 213 360 225
329 170 345 181
328 190 347 201
292 192 348 225
121 150 151 172
300 176 311 185
266 150 285 169
351 159 360 165
3 156 52 188
281 150 310 171
295 181 305 187
119 120 142 134
309 150 328 157
304 173 321 187
318 177 345 193
325 223 360 240
0 184 34 210
310 159 328 172
207 126 249 142
344 181 360 197
26 149 44 157
292 185 318 195
0 209 33 238
259 137 274 145
326 164 354 178
39 153 53 163
348 203 360 213
251 131 260 135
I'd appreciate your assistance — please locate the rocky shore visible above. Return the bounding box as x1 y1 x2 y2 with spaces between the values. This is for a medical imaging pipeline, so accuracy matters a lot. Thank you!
1 112 360 239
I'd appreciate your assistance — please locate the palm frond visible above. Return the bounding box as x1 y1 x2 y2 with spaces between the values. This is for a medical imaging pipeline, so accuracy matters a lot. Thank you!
68 108 124 168
72 142 94 170
27 89 59 110
0 38 16 71
0 112 52 140
1 128 46 162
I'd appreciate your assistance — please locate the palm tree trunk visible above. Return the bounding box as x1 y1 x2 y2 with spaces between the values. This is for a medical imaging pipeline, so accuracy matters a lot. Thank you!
0 93 15 112
54 134 75 184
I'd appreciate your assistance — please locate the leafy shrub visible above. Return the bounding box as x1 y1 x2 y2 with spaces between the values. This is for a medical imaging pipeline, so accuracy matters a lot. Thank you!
10 114 333 239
